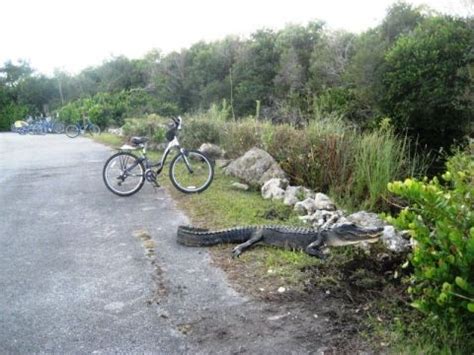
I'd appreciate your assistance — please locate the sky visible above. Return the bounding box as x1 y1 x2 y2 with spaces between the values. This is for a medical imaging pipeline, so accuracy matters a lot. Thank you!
0 0 471 76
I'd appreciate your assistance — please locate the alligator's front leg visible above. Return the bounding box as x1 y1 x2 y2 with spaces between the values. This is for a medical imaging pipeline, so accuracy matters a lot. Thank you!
232 229 264 258
304 236 327 259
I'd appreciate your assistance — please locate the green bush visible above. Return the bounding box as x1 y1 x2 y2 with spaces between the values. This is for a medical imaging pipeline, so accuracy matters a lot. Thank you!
0 101 28 131
222 118 267 157
179 119 222 148
122 114 166 144
386 148 474 335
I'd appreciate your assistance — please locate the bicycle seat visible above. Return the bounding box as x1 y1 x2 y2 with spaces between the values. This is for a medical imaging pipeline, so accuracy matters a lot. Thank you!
130 137 149 146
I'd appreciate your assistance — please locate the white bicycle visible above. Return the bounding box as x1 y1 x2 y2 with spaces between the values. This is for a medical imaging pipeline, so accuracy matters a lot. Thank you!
102 116 214 196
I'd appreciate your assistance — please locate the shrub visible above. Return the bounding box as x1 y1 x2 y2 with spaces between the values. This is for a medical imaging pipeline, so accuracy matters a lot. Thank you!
222 118 267 157
263 124 311 185
122 114 166 144
179 119 222 148
386 148 474 336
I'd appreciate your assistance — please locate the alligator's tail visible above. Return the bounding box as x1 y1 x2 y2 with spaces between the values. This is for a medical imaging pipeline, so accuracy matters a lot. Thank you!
177 225 252 247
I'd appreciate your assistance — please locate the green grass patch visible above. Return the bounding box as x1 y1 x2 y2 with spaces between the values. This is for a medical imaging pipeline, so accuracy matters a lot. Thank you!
164 168 302 229
91 133 125 148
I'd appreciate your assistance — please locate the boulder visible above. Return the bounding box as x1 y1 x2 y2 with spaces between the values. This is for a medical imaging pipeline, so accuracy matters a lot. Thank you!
261 178 288 200
224 147 287 187
314 193 336 211
199 143 225 160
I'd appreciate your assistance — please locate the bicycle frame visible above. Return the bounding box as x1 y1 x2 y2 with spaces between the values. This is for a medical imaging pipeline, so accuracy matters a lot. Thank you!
120 129 193 179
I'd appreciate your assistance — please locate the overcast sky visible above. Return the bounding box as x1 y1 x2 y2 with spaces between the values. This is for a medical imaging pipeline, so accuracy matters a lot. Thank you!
0 0 470 75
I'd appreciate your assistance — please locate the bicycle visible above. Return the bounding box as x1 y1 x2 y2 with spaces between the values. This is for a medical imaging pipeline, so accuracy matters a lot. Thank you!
102 116 214 196
65 118 100 138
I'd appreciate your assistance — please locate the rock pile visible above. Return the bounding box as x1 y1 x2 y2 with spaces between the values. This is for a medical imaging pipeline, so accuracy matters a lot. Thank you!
218 146 411 254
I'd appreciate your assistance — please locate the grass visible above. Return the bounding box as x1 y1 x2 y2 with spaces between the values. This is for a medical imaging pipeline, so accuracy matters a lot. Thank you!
92 132 125 148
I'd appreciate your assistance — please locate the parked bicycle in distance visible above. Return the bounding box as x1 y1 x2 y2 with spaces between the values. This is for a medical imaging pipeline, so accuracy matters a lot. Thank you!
11 117 65 135
65 118 101 138
102 116 214 196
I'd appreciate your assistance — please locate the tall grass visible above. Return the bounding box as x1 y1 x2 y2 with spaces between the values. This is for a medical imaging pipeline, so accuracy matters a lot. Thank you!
351 128 424 210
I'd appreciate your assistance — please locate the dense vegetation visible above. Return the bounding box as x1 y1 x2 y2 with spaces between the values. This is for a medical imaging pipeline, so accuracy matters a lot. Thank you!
1 3 472 151
135 114 425 211
386 148 473 352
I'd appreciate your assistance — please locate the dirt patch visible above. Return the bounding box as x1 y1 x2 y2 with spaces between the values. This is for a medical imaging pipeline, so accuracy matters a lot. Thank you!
208 244 409 353
133 229 168 303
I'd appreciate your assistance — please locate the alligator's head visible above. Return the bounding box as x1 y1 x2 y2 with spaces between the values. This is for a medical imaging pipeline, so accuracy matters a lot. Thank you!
324 224 383 247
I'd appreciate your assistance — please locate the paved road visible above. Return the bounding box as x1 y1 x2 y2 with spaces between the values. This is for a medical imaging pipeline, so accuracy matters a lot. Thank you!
0 133 324 354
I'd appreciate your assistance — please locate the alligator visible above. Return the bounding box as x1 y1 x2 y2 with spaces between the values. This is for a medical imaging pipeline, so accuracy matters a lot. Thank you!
177 224 384 258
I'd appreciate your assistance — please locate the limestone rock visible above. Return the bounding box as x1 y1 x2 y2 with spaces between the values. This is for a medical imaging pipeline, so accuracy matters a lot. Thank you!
381 226 410 253
283 186 307 206
261 178 288 200
314 193 336 211
294 198 318 216
224 147 287 187
199 143 225 160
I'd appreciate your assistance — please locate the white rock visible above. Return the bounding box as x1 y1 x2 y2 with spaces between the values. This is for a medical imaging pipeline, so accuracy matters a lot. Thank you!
199 143 225 160
224 147 287 187
283 186 314 206
314 193 336 211
381 226 410 253
277 287 286 293
294 198 318 215
261 178 288 200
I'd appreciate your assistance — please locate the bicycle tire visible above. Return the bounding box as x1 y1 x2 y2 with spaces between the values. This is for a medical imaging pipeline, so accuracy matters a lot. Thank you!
169 150 214 193
89 124 101 136
103 152 145 196
65 125 80 138
53 122 65 134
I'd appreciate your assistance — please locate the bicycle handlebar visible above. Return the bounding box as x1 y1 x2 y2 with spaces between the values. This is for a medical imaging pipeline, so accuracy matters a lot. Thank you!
171 116 183 130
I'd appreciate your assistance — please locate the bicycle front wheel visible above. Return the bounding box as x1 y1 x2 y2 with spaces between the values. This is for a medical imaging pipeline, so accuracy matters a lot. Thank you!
169 150 214 193
53 122 65 134
65 125 80 138
103 152 145 196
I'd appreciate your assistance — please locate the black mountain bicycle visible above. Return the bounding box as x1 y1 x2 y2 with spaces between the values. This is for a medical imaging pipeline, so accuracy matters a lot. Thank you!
102 116 214 196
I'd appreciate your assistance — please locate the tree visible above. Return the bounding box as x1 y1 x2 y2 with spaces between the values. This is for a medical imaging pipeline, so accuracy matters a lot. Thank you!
233 29 280 115
343 2 426 123
382 16 473 148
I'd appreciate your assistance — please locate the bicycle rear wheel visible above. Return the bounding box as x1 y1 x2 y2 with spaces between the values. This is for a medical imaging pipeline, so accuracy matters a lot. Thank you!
103 152 145 196
88 124 101 136
169 150 214 193
65 125 80 138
